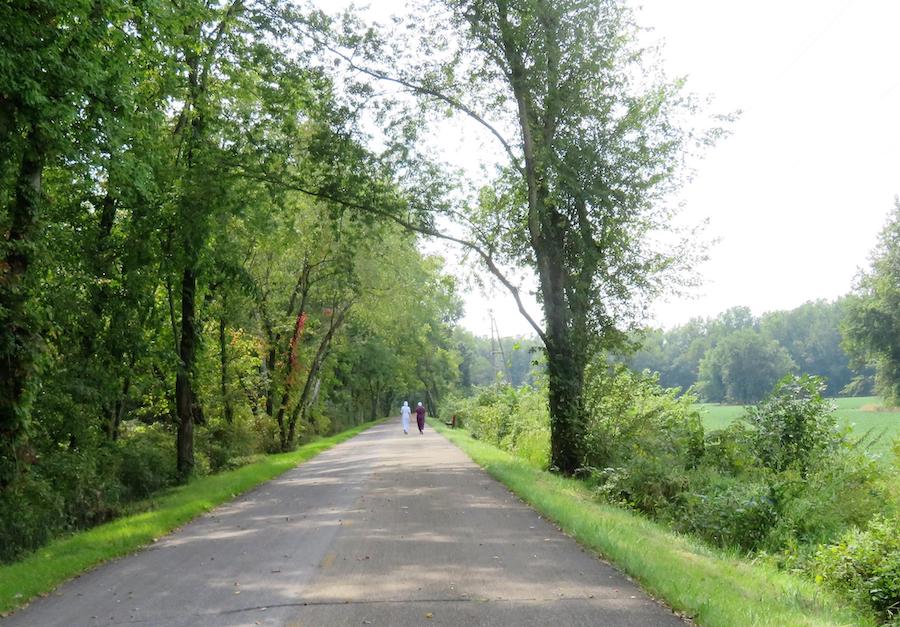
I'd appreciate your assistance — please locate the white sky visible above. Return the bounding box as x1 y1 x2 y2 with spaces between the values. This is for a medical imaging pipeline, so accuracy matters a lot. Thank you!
314 0 900 338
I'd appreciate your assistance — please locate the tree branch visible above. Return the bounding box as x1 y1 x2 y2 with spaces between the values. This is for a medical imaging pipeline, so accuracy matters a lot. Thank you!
296 25 525 177
234 167 547 344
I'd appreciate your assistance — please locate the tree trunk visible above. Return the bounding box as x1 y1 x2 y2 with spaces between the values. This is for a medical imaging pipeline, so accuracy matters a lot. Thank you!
545 330 584 475
176 267 198 480
219 313 233 423
0 125 45 486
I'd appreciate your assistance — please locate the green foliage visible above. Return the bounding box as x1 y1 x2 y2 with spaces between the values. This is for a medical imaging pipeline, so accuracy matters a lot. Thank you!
844 200 900 406
581 363 703 474
0 474 64 563
814 515 900 623
747 375 840 475
699 328 796 403
677 474 778 551
453 367 897 619
117 424 177 500
629 300 863 400
445 383 550 469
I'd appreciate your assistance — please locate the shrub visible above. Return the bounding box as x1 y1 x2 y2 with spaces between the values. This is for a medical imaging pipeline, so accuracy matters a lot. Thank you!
747 375 841 475
814 515 900 623
703 422 757 475
580 364 703 473
765 449 889 553
197 415 257 472
116 423 177 499
590 454 691 517
579 364 703 518
37 448 122 529
446 383 550 468
0 474 65 562
676 474 778 551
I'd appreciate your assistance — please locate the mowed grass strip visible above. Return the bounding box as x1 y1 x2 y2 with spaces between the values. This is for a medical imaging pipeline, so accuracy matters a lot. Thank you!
0 420 377 615
432 421 875 627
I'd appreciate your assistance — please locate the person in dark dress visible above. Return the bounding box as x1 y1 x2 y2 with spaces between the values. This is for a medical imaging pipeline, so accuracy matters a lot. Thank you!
415 402 426 434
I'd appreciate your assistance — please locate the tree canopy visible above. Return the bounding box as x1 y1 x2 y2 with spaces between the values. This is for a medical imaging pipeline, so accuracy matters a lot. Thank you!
844 199 900 406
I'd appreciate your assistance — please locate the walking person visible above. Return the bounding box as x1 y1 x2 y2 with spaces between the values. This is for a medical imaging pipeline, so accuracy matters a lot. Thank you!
400 401 411 434
415 402 426 434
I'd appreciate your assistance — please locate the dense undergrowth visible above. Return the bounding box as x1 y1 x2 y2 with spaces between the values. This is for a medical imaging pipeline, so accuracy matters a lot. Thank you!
0 420 376 615
445 369 900 624
0 411 325 563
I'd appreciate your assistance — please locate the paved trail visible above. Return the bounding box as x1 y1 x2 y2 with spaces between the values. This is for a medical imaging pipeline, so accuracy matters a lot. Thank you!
5 422 684 627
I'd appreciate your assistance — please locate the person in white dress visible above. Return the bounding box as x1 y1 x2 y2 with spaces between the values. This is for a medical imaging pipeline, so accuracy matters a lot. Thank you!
400 401 411 434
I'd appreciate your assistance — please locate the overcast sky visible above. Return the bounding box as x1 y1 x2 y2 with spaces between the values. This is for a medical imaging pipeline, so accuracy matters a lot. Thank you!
315 0 900 338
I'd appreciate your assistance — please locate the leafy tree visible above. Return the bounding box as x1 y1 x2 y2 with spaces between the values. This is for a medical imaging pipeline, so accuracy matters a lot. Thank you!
325 0 719 472
760 300 855 396
843 200 900 405
698 328 796 404
630 303 858 399
0 0 152 485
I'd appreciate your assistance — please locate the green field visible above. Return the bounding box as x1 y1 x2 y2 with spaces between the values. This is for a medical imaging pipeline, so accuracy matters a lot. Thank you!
696 396 900 458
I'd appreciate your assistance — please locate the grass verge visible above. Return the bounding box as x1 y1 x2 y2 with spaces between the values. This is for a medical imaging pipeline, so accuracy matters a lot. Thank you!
431 420 875 627
0 421 377 615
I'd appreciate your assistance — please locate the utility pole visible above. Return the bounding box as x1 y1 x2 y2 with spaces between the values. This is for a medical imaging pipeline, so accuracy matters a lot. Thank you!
489 310 509 383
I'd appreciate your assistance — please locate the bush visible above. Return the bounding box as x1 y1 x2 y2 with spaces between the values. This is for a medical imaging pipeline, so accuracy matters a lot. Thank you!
676 474 778 551
580 364 703 473
0 474 65 562
116 423 177 500
590 455 691 517
765 449 889 553
703 422 757 475
37 448 122 529
579 364 703 518
747 375 841 475
814 515 900 623
197 415 257 472
445 383 550 468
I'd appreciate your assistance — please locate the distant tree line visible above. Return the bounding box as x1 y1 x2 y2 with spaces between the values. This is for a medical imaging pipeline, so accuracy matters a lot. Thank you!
627 300 873 403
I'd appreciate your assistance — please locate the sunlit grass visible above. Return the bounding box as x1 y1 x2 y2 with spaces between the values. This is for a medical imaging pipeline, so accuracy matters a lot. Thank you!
0 421 377 615
432 420 876 627
697 396 900 457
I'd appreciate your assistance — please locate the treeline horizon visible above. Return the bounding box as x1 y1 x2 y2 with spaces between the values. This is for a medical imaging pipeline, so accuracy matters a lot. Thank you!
630 298 871 403
471 297 874 405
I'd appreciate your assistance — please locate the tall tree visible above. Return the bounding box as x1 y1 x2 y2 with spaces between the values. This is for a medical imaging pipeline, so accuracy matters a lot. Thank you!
0 0 137 484
698 328 796 404
321 0 719 472
843 200 900 406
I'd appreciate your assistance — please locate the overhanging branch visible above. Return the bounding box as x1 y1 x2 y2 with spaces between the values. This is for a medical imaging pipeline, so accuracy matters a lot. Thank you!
296 24 525 177
235 166 547 344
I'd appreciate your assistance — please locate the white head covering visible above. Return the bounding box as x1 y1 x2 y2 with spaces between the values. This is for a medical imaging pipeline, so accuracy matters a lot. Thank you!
417 402 423 407
402 401 409 407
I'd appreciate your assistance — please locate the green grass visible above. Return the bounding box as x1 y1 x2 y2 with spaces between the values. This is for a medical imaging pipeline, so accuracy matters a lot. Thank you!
0 421 377 616
697 396 900 457
431 420 876 627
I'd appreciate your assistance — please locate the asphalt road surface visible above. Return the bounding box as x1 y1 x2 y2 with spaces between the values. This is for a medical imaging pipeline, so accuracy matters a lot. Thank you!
5 421 685 627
